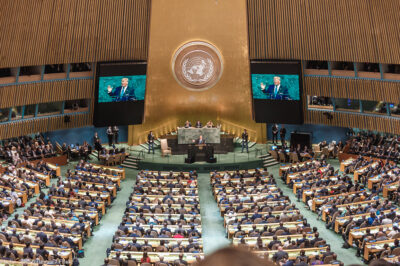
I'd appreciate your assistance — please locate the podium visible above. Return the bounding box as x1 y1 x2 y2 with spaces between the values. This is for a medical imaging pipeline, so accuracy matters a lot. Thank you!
186 144 216 163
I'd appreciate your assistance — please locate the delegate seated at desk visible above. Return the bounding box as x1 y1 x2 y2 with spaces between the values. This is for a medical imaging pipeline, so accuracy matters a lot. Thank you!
183 120 216 129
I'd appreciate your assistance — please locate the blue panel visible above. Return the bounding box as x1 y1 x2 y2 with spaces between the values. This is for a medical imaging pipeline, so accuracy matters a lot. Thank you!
266 123 349 144
44 125 128 146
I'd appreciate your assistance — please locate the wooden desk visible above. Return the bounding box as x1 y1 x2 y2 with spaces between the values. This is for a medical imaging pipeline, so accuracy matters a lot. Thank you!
216 192 280 203
75 170 121 187
354 161 379 182
227 221 304 239
286 167 328 184
20 167 51 186
109 251 204 264
218 200 291 213
348 224 393 245
232 233 316 246
364 238 400 261
321 199 379 222
334 208 398 233
63 180 117 197
224 210 301 227
2 241 72 262
1 174 40 194
383 181 400 198
87 163 125 179
49 196 106 215
340 158 356 172
131 194 199 203
0 185 28 204
279 160 314 176
302 184 342 203
128 203 196 213
311 191 363 212
5 227 83 250
253 246 328 260
292 176 338 194
25 216 91 237
47 162 61 176
367 168 399 190
115 237 203 251
125 224 202 235
37 205 100 225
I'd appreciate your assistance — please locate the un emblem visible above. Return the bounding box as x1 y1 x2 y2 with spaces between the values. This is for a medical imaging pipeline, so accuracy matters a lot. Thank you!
172 41 223 91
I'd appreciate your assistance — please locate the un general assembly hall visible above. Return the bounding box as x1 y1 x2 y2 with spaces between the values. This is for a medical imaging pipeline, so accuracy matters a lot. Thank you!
2 0 400 265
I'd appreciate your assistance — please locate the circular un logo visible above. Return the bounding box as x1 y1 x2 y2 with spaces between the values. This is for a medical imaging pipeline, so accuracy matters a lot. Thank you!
172 41 223 91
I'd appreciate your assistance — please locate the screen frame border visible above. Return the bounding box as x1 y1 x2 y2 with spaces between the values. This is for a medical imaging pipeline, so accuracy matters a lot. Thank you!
249 60 304 124
93 60 148 127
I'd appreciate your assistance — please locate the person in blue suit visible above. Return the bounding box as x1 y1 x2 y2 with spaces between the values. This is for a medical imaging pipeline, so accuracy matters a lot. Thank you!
107 77 136 102
260 76 289 100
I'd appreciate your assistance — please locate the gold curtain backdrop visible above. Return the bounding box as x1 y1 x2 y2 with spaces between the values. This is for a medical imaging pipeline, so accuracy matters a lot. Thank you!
128 0 266 145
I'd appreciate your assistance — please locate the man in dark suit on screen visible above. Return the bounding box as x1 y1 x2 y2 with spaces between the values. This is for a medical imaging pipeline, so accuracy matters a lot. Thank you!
107 77 136 102
260 76 289 100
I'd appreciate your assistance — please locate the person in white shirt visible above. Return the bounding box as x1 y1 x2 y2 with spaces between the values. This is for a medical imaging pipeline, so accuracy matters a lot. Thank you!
223 172 230 180
382 215 393 225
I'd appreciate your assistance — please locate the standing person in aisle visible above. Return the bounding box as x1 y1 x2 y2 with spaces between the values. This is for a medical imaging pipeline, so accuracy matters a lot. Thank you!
113 126 119 145
107 126 114 146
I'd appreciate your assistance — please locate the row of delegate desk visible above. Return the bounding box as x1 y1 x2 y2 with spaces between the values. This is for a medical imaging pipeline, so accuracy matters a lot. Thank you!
282 160 400 262
106 170 204 265
3 163 124 265
210 169 340 264
0 162 57 214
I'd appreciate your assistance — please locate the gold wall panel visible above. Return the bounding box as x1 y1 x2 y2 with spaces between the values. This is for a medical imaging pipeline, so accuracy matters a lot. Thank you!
248 0 400 64
0 79 94 109
304 109 400 135
129 0 265 145
304 76 400 104
0 113 92 140
0 0 150 68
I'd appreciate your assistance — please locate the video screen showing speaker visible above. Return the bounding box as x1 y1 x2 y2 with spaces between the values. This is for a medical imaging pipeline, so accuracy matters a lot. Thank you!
94 62 147 127
251 61 303 124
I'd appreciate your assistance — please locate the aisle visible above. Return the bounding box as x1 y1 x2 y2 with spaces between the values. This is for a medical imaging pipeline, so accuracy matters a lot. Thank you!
268 161 365 265
198 173 230 254
78 168 138 265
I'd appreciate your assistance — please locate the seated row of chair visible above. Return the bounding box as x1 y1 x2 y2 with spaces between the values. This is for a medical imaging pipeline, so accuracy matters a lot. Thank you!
280 159 400 263
0 161 58 215
211 169 341 265
99 150 130 166
341 157 400 202
105 170 204 266
0 163 124 265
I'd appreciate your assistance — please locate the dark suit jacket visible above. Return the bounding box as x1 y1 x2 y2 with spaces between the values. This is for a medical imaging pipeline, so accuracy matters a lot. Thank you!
108 86 136 102
196 138 206 144
262 84 289 100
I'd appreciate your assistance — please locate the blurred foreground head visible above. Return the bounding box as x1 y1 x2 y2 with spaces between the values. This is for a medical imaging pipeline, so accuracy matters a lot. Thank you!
197 247 272 266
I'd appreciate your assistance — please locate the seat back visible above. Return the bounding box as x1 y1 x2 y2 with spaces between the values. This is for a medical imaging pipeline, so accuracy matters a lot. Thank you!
160 139 169 150
291 152 299 163
270 150 278 160
323 255 333 264
108 259 120 265
279 152 286 162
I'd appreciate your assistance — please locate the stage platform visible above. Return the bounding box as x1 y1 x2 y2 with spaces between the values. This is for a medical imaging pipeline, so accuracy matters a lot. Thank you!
127 143 271 172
